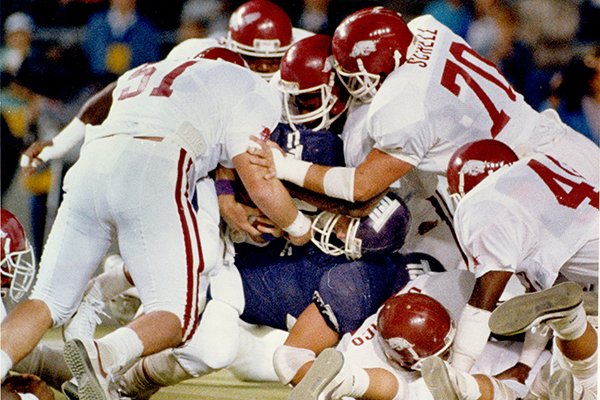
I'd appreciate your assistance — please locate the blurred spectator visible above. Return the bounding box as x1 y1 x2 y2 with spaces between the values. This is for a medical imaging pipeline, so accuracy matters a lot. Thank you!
542 47 600 145
516 0 580 108
298 0 331 34
177 0 228 42
1 114 23 196
423 0 472 38
576 0 600 44
7 40 92 258
1 12 34 76
82 0 161 86
466 0 537 105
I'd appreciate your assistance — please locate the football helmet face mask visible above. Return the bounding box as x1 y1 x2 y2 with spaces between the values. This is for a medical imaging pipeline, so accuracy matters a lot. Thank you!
1 209 36 302
227 0 292 79
377 292 455 371
279 35 349 131
196 46 249 68
447 140 518 204
311 192 410 260
332 7 413 103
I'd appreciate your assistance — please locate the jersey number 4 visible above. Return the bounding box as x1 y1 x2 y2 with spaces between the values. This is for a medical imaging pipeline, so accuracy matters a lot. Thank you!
440 42 516 138
528 156 599 210
117 61 197 100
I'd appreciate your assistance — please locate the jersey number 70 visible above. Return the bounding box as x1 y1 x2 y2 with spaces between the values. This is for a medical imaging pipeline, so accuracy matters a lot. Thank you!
440 42 516 138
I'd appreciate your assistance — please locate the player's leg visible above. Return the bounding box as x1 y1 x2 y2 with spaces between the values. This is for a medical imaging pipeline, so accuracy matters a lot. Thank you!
1 149 112 379
421 356 517 400
289 348 405 400
274 254 403 389
63 139 205 399
489 282 597 399
63 254 134 341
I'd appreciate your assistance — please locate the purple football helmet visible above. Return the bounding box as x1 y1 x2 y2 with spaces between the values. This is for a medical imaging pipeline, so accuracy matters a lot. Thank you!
311 192 410 259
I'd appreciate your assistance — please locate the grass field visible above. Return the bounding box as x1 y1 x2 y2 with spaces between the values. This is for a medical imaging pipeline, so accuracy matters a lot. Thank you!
42 327 291 400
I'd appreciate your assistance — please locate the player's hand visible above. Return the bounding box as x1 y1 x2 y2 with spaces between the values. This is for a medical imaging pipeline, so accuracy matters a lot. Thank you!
247 135 283 179
493 362 531 384
251 215 284 239
2 374 55 400
287 227 312 246
218 194 263 238
20 140 53 176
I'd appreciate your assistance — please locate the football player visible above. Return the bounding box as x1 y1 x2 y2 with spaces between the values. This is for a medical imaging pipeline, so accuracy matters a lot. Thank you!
438 139 598 397
0 51 311 400
421 282 597 400
288 269 552 400
167 0 313 81
1 209 72 399
248 5 598 225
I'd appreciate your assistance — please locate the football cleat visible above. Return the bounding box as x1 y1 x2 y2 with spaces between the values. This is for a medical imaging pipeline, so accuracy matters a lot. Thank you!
548 369 577 400
63 287 108 341
421 356 462 400
64 339 119 400
62 378 80 400
288 348 345 400
489 282 583 336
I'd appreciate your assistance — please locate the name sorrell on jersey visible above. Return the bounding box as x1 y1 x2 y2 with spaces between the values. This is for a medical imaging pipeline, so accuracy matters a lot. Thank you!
350 40 378 58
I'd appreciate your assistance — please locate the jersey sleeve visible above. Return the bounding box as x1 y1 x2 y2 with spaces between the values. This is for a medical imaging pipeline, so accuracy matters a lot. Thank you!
368 78 434 167
220 77 282 167
454 199 538 277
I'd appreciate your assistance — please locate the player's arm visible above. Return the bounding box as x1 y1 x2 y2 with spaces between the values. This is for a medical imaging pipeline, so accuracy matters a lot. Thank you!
285 184 388 218
451 270 513 372
249 137 413 202
233 152 311 246
20 81 116 175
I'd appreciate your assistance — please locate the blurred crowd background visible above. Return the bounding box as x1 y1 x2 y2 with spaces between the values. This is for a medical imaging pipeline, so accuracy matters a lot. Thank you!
1 0 599 261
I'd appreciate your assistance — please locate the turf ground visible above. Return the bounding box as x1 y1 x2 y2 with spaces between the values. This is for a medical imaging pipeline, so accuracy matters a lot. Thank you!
42 327 291 400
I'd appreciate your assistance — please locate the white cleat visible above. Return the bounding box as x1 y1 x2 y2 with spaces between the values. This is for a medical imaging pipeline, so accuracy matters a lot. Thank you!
64 339 119 400
489 282 583 336
548 369 577 400
288 348 345 400
63 287 108 341
421 356 461 400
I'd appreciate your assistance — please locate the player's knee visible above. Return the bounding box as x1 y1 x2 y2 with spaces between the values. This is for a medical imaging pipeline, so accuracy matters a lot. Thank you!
273 345 316 385
30 295 77 327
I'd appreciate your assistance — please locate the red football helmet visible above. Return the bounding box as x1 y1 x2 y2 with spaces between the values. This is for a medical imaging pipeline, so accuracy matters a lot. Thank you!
197 46 249 68
447 140 519 199
1 209 36 302
279 34 349 131
332 7 413 102
377 292 455 371
227 0 292 79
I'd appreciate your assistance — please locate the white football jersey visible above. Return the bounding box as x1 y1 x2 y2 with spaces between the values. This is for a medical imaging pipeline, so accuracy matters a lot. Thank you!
454 154 599 290
337 270 475 382
84 58 281 177
367 15 548 174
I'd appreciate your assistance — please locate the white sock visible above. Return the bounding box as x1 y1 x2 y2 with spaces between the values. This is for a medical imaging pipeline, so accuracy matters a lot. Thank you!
1 350 13 380
347 364 370 398
92 260 133 302
549 303 588 341
97 327 144 373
